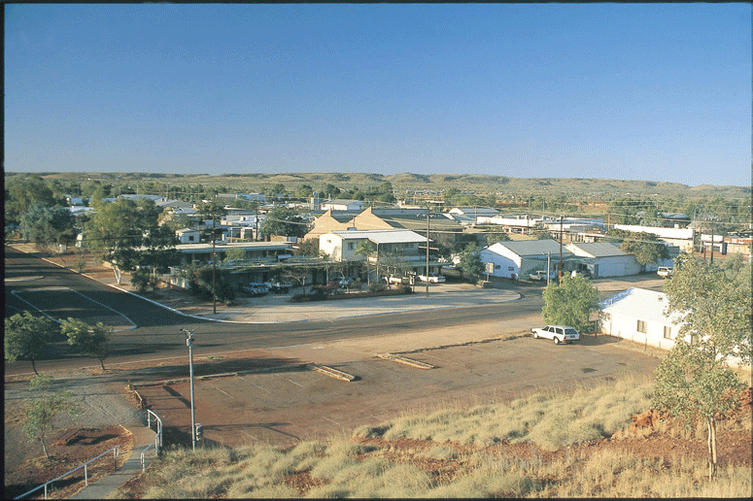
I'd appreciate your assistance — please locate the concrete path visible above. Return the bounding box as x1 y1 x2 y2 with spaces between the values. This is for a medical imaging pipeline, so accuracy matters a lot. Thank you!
68 425 156 499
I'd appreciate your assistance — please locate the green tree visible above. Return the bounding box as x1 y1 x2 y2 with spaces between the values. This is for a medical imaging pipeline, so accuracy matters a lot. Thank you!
541 275 600 333
653 256 751 479
260 207 307 239
60 318 112 371
21 203 77 247
300 238 320 257
606 228 670 271
23 375 81 458
355 240 377 286
85 198 142 284
130 267 154 293
224 247 247 262
5 175 59 225
457 243 485 282
5 312 58 375
480 229 510 246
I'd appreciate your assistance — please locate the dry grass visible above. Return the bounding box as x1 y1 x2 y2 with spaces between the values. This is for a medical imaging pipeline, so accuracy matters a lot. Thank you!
110 375 751 498
355 373 655 451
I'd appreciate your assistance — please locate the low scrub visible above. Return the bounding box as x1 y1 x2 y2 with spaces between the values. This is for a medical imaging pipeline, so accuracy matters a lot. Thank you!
111 375 751 498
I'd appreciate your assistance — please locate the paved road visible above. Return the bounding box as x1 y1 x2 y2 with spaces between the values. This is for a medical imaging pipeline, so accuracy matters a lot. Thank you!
4 245 668 493
4 246 542 376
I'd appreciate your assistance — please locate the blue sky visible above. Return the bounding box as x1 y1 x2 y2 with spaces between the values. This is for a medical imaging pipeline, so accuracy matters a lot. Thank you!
5 4 751 187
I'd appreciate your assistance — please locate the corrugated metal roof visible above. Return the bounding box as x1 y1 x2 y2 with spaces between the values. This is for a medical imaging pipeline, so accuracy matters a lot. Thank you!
599 288 685 325
331 229 427 244
487 239 569 257
567 242 627 258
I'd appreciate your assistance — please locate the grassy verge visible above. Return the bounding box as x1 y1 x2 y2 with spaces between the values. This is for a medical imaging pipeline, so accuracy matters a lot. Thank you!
109 374 751 498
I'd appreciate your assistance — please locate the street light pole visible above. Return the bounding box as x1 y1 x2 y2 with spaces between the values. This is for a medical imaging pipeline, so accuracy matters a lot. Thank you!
425 211 430 298
212 216 217 315
541 251 551 286
182 328 196 452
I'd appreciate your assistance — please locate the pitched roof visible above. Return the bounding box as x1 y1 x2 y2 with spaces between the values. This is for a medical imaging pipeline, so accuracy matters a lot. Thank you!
566 242 628 258
599 288 685 325
486 239 568 257
330 229 427 244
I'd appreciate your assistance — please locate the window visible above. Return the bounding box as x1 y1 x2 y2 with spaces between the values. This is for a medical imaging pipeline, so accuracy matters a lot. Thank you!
508 267 514 271
188 235 195 242
637 320 647 333
347 242 355 250
663 326 672 339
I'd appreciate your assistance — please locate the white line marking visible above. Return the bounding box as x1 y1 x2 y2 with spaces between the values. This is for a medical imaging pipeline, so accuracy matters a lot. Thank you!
215 387 233 398
248 381 272 394
278 374 304 387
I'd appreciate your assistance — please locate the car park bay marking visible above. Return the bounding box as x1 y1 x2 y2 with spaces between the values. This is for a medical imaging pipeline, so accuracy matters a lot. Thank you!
211 385 234 399
275 374 305 388
244 379 272 394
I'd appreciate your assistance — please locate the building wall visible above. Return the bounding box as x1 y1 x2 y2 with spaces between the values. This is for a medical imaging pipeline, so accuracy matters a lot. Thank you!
591 255 642 278
599 310 678 351
319 234 344 260
480 247 521 279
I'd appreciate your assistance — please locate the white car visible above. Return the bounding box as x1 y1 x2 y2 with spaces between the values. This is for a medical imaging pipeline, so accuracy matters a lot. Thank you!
531 325 580 345
418 274 446 283
657 267 674 278
528 270 550 281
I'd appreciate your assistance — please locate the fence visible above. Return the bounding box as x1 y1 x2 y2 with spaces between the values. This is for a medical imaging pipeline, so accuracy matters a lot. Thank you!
14 446 120 500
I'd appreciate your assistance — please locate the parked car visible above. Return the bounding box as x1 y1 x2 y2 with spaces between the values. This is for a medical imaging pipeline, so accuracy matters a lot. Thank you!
657 266 674 278
531 325 580 345
385 275 411 285
242 283 269 296
418 274 446 283
264 281 293 293
528 270 550 281
570 269 591 278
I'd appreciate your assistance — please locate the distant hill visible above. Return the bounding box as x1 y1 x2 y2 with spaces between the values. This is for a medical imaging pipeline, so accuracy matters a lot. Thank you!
6 171 750 200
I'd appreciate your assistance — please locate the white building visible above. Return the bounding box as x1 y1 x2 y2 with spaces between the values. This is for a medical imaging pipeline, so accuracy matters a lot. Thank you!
320 199 365 212
176 228 201 244
614 224 694 253
446 207 499 226
319 229 427 263
480 239 574 280
565 242 642 278
599 288 684 351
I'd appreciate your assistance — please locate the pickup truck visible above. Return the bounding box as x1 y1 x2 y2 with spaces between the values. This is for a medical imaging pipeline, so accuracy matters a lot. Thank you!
418 274 446 283
531 325 580 345
385 275 411 285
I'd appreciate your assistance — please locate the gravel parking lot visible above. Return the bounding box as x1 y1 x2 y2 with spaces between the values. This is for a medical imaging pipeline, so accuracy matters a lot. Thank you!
135 331 661 449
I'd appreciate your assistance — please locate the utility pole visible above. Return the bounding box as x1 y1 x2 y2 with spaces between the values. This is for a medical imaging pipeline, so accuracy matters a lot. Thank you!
181 328 197 452
212 215 217 314
558 215 563 285
425 211 430 298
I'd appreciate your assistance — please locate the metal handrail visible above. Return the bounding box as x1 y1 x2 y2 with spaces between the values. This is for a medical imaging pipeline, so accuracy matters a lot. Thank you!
142 409 163 471
140 434 160 472
146 409 163 449
14 446 120 500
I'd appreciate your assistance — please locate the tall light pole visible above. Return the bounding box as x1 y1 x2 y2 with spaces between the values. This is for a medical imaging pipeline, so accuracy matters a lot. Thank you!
212 216 217 314
558 215 564 285
425 211 430 298
541 251 551 286
181 328 197 452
